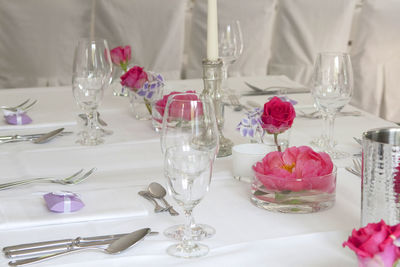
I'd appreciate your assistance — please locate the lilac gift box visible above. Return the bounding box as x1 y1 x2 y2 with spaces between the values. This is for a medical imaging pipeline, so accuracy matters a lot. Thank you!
43 192 84 213
3 111 32 125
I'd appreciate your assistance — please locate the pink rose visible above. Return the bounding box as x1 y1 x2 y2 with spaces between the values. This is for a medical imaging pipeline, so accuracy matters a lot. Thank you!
253 146 335 192
155 91 202 121
120 66 148 90
343 220 400 267
261 96 296 134
110 45 131 65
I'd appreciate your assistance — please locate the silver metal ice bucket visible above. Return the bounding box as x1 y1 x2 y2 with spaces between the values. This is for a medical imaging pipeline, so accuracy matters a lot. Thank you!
362 127 400 226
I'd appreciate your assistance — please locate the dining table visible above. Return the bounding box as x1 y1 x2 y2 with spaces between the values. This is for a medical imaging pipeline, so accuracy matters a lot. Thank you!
0 76 395 266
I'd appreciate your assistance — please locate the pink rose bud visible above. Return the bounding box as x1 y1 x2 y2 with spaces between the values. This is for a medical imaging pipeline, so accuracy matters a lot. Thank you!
261 96 296 134
110 45 131 65
120 66 148 90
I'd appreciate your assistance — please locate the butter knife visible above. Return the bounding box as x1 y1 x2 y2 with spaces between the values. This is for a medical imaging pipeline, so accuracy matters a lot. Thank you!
3 232 158 258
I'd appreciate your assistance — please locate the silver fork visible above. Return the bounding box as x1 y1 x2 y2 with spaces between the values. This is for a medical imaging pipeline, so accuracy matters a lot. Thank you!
1 99 37 112
228 95 249 112
0 168 96 190
345 158 362 177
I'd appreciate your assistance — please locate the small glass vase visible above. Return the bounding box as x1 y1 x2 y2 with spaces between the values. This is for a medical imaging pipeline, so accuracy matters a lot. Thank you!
261 130 290 152
128 72 164 120
151 101 164 132
251 166 337 213
110 64 133 97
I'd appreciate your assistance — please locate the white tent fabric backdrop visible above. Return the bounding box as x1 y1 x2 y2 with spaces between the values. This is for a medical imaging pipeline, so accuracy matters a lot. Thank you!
350 0 400 122
0 0 186 88
267 0 357 86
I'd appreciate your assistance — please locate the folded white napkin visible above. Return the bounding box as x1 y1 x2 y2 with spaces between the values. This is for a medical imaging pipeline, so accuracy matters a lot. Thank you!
0 186 148 230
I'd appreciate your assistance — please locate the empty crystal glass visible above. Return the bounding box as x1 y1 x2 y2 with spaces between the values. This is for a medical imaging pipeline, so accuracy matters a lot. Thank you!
219 20 243 92
72 38 112 145
311 52 353 158
161 93 219 258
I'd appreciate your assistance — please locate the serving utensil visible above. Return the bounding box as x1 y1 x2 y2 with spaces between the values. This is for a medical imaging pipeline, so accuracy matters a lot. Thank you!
0 99 37 112
138 191 166 213
148 182 179 216
0 168 96 190
8 228 151 266
4 231 158 259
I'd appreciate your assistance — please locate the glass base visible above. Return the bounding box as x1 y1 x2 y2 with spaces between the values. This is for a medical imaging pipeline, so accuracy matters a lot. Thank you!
310 136 337 149
217 135 234 157
164 224 215 241
250 194 335 214
76 137 104 146
167 242 209 258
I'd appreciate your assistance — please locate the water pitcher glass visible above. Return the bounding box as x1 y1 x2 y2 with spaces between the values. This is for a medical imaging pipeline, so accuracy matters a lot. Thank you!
362 127 400 226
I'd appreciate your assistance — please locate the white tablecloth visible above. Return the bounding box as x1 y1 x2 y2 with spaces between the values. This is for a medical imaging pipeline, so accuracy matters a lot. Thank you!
0 77 395 266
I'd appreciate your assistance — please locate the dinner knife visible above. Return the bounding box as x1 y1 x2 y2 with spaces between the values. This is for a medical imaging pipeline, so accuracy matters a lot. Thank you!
3 232 158 258
242 89 309 96
32 128 64 144
0 131 72 142
8 228 152 266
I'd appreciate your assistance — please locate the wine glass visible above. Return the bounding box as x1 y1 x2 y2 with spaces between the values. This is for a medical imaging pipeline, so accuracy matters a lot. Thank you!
72 38 112 145
219 20 243 92
161 93 219 258
311 52 353 158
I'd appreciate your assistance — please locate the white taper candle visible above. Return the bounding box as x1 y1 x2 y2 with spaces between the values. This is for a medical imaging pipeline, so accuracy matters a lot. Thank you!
207 0 219 61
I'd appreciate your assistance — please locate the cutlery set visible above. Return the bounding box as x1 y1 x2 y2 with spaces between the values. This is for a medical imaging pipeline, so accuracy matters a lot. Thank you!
297 110 362 119
138 182 179 216
0 128 72 144
3 228 156 266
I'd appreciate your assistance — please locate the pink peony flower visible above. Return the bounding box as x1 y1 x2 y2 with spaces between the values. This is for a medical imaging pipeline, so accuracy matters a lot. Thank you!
120 66 148 90
155 91 202 121
261 96 296 134
110 45 131 66
253 146 335 192
343 220 400 267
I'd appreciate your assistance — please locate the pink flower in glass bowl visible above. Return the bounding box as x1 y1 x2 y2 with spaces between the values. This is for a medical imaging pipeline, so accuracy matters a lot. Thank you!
252 146 335 193
155 91 201 121
343 220 400 267
120 66 148 90
110 45 131 66
261 96 296 134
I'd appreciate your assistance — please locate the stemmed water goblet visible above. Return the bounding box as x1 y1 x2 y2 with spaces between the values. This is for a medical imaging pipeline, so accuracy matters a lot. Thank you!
161 93 219 258
219 20 243 93
72 38 112 145
311 52 353 159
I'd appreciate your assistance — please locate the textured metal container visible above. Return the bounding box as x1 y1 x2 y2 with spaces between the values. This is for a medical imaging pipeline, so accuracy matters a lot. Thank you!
362 127 400 226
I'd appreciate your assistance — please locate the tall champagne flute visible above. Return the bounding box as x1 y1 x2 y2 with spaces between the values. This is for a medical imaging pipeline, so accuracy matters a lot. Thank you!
311 52 353 158
219 20 243 92
161 93 219 258
72 38 112 145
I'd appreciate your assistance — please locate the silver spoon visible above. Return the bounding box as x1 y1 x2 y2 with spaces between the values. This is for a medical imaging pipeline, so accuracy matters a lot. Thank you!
8 228 151 266
148 182 179 216
138 191 166 213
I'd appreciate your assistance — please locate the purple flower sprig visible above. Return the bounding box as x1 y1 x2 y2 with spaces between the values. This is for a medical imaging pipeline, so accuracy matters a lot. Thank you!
236 107 263 139
136 72 164 100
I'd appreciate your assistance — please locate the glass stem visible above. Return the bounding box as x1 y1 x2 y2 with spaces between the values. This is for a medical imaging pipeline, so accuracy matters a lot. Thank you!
221 63 229 91
86 109 98 139
326 114 335 150
182 208 195 250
